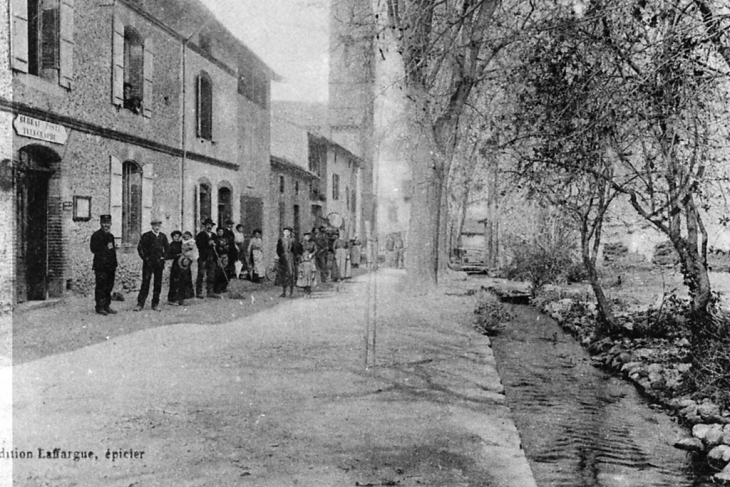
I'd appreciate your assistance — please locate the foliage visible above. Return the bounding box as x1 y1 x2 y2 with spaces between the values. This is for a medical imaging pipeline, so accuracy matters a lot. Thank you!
685 319 730 409
473 291 514 336
502 219 578 294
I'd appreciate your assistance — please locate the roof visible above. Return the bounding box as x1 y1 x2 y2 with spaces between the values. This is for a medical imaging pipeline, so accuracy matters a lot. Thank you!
270 156 319 180
272 101 329 132
127 0 280 81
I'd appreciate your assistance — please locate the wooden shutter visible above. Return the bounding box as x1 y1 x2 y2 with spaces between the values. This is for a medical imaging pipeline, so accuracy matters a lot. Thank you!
195 74 202 137
58 0 74 88
142 163 153 230
11 0 29 72
110 156 123 240
111 14 124 106
142 36 153 118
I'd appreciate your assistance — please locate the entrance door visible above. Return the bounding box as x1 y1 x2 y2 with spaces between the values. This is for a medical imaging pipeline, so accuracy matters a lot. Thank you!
16 146 56 302
17 171 50 301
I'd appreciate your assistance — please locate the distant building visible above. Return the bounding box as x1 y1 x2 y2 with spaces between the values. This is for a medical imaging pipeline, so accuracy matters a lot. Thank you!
4 0 275 302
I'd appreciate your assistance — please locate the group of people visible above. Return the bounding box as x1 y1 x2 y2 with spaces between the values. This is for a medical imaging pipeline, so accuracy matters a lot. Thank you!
90 215 363 315
275 226 362 298
90 214 267 315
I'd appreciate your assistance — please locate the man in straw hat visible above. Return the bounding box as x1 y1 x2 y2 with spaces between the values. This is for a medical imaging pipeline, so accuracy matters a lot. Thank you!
89 214 118 315
134 217 169 311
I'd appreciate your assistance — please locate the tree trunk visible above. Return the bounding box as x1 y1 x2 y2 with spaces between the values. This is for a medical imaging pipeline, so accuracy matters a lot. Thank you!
403 107 444 291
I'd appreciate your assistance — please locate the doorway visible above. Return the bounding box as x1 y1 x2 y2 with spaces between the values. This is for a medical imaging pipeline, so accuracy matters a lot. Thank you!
16 146 57 302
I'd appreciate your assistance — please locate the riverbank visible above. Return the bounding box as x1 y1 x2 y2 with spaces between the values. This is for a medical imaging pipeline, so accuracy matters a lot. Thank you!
476 267 730 484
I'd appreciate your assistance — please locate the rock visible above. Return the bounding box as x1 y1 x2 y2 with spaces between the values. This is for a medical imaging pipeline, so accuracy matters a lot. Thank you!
616 352 633 364
674 437 704 452
706 425 725 447
699 402 721 420
715 463 730 483
676 338 691 348
650 375 666 390
647 363 663 374
693 423 712 441
621 361 642 373
664 378 682 390
709 445 730 462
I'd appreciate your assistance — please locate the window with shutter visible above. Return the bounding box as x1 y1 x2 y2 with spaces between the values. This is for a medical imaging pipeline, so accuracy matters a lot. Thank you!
123 26 144 114
19 0 62 80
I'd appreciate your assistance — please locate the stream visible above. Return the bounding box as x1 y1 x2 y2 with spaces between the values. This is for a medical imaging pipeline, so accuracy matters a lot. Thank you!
488 301 712 487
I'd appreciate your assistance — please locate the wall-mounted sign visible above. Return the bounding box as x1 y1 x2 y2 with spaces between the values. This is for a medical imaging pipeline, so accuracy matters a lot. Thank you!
13 115 68 145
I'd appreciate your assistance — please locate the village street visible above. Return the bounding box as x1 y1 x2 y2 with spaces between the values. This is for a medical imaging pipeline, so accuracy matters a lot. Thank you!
0 270 535 487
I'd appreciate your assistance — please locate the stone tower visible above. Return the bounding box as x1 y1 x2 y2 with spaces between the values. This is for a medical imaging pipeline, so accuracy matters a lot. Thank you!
328 0 375 242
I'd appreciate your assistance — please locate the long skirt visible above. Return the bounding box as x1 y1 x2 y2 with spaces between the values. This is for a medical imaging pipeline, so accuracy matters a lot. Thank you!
296 258 318 288
335 248 349 280
251 249 265 280
277 254 296 287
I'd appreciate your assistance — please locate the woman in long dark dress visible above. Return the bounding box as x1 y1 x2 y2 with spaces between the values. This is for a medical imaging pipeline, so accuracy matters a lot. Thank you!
213 227 230 294
166 230 184 305
276 227 296 297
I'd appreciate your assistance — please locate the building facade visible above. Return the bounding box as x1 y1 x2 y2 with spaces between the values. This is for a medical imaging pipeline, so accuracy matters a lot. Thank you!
4 0 273 302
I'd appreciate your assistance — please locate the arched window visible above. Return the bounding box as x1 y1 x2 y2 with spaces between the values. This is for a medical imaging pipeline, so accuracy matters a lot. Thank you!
196 71 213 140
123 26 144 114
122 161 142 244
217 186 232 227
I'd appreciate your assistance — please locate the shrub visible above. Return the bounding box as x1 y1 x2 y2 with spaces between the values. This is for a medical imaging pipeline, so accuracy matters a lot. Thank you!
474 292 514 336
502 235 577 294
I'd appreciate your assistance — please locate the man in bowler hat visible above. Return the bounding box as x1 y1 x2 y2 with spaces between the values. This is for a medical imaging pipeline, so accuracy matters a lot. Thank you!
90 214 118 315
134 217 169 311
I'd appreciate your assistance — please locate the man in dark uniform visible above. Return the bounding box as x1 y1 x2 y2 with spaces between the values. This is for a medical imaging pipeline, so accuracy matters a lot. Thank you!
221 219 238 280
134 218 169 311
195 218 218 298
90 214 118 315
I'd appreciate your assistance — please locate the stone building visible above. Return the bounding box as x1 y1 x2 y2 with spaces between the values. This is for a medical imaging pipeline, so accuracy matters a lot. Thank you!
270 115 320 238
4 0 274 303
271 113 363 241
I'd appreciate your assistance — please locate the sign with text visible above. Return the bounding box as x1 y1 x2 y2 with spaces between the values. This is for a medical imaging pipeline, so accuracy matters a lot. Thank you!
13 115 68 145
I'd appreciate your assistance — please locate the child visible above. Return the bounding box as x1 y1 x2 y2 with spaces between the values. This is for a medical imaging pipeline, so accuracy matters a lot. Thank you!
178 231 196 303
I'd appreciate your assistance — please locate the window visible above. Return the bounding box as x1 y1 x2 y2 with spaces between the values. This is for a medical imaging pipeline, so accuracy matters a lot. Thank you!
122 161 142 244
217 186 232 228
295 181 299 195
11 0 74 87
196 71 213 140
346 186 350 210
279 175 285 194
198 182 211 227
112 15 153 116
332 174 340 200
123 27 144 114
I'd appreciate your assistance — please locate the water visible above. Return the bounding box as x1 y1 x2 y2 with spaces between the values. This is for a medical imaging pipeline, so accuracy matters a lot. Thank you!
489 302 711 487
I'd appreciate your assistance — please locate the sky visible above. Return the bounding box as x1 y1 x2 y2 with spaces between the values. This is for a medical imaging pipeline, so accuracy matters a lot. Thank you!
200 0 330 103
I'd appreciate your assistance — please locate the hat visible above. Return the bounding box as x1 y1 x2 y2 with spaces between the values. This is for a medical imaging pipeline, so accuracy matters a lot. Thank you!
100 214 112 223
202 218 215 226
283 226 293 232
151 218 162 225
225 219 234 225
179 256 192 270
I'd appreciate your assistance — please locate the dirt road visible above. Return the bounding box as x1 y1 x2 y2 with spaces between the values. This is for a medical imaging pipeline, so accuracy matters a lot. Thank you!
1 270 535 486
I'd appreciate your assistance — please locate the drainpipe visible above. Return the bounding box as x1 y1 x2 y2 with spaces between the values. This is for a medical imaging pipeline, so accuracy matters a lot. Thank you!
180 19 213 229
